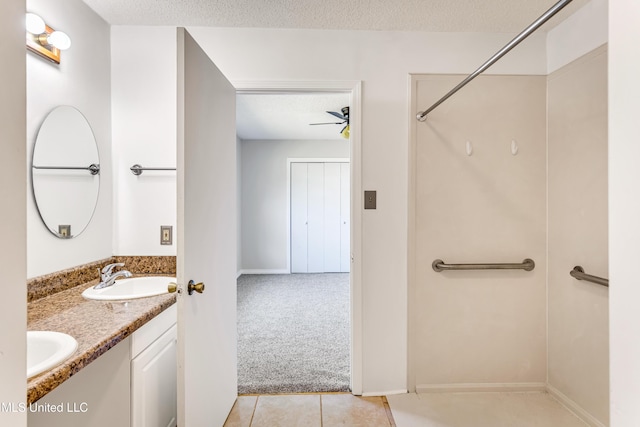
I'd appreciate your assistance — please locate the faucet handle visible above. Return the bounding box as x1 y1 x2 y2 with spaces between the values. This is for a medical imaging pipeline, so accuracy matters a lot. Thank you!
101 262 124 276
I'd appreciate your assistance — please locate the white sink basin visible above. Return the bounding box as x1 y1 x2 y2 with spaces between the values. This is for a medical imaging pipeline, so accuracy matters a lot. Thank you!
27 331 78 378
81 276 176 301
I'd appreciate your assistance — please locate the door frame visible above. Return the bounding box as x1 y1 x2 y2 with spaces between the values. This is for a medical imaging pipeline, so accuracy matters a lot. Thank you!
234 81 363 395
287 158 350 274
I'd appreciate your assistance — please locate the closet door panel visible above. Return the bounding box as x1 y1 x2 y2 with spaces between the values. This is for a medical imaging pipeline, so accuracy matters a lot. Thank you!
307 163 325 273
324 163 342 272
340 163 351 273
290 163 308 273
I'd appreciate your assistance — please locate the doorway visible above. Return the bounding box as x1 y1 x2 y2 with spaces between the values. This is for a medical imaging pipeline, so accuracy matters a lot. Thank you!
235 82 362 394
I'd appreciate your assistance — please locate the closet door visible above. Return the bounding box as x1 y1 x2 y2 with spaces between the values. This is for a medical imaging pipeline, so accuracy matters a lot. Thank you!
290 163 308 273
307 163 325 273
290 161 350 273
340 163 351 273
324 163 342 272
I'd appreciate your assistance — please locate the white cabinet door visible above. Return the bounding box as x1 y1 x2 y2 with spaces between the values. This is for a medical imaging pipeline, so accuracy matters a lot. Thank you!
131 325 177 427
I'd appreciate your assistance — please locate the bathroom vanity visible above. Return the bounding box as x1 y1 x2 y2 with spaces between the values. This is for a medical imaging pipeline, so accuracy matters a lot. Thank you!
27 264 177 427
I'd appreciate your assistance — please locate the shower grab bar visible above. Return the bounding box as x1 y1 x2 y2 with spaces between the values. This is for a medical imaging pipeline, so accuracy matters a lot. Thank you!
33 164 100 175
130 164 177 176
432 258 535 272
416 0 573 121
570 266 609 287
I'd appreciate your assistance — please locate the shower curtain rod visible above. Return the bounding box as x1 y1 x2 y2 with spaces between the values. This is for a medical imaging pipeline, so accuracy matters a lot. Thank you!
432 258 535 272
570 266 609 287
416 0 573 122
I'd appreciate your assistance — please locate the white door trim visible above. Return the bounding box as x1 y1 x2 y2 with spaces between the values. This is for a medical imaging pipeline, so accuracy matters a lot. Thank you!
234 80 363 395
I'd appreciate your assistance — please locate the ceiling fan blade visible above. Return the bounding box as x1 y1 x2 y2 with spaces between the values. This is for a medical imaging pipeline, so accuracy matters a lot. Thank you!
326 111 346 120
309 121 345 126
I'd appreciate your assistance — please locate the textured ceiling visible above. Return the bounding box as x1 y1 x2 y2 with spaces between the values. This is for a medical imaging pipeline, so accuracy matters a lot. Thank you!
236 93 350 141
82 0 587 33
85 0 589 140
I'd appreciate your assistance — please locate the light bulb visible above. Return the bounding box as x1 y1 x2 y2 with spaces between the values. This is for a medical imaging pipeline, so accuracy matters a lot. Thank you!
341 125 350 140
48 31 71 50
26 13 45 34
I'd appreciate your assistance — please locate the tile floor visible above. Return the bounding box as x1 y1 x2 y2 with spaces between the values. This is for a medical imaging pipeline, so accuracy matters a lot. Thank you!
387 392 589 427
223 393 396 427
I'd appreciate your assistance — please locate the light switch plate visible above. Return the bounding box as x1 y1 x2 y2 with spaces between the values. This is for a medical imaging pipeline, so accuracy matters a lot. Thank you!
160 225 173 245
58 225 71 238
364 191 377 209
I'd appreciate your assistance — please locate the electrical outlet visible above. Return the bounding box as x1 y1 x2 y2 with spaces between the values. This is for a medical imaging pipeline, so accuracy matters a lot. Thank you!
160 225 173 245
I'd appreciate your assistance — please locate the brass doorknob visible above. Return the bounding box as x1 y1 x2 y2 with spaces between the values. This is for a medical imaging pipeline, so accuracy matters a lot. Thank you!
188 280 205 295
168 282 178 293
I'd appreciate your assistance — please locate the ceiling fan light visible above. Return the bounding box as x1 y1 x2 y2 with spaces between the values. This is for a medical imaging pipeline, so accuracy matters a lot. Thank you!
341 124 350 139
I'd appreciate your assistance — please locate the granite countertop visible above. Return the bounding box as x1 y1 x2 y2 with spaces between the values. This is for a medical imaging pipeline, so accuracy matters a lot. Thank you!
27 277 176 404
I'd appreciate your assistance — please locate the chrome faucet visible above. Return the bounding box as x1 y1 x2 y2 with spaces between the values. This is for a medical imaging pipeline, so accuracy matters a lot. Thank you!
94 263 132 289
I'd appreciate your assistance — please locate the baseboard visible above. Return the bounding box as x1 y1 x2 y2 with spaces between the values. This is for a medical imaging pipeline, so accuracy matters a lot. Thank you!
546 384 607 427
237 269 290 276
416 382 547 393
362 390 408 397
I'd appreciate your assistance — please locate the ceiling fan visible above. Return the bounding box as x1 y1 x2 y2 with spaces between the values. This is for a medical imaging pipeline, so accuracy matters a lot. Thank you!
309 106 350 139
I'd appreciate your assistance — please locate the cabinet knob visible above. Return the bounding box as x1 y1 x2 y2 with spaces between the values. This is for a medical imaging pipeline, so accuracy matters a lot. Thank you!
168 282 178 293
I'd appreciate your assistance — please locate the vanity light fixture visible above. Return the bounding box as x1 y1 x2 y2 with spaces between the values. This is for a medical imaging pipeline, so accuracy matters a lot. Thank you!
26 13 71 64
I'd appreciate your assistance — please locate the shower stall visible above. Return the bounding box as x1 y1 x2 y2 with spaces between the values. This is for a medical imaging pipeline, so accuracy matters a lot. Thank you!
404 41 608 427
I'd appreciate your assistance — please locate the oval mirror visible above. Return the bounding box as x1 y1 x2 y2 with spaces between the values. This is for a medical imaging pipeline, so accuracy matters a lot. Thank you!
31 106 100 238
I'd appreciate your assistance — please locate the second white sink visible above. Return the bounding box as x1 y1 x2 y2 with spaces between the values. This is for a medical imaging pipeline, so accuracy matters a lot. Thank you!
82 276 176 301
28 331 78 378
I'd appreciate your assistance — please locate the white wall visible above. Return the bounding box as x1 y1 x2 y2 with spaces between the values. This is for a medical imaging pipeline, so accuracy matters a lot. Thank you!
111 26 177 256
546 0 608 74
111 25 546 393
547 46 608 426
609 1 640 425
0 0 27 424
26 0 112 277
240 139 349 273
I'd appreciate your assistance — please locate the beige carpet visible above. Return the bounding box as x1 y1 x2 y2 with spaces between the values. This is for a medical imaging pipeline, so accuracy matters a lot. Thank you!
237 273 350 394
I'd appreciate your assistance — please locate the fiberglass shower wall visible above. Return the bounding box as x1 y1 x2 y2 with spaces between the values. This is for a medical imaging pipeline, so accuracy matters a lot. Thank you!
410 74 548 390
547 45 608 425
409 44 609 427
